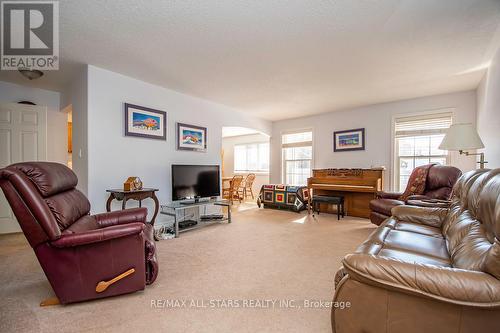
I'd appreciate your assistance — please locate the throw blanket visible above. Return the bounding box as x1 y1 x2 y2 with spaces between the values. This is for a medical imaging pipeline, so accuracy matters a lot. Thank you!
257 184 309 212
399 164 435 201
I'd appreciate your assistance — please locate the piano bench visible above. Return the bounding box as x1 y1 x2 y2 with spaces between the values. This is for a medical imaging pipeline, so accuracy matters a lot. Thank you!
311 195 345 220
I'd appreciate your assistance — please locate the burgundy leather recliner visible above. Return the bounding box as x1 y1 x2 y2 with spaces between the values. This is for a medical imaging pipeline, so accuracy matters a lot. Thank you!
369 165 462 225
0 162 158 304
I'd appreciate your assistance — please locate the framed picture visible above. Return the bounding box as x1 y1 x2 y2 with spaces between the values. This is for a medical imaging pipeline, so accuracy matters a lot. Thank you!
176 123 207 152
333 128 365 152
125 103 167 140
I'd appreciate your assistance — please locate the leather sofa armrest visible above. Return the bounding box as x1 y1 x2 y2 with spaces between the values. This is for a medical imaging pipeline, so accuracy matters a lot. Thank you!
391 205 448 228
375 191 402 200
342 254 500 308
405 194 430 201
94 207 148 228
51 223 145 248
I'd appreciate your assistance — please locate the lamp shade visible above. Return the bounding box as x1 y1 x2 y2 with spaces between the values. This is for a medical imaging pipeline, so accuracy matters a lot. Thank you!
439 123 484 151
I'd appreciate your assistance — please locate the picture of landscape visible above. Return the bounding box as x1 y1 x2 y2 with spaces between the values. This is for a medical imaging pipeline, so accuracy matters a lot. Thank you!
182 129 203 146
132 112 160 131
338 133 360 147
125 103 167 140
177 123 207 152
334 128 365 152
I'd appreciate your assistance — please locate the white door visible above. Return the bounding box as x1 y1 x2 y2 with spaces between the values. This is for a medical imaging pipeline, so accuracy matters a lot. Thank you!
0 103 47 233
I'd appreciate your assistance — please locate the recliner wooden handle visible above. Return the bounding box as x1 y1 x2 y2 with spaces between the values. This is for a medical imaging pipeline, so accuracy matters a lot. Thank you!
96 268 135 293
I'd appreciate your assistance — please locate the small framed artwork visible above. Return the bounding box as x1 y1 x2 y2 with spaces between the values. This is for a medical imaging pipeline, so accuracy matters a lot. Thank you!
333 128 365 152
176 123 207 152
125 103 167 140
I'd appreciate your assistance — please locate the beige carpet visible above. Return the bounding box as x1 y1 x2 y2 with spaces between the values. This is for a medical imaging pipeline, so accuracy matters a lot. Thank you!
0 203 375 333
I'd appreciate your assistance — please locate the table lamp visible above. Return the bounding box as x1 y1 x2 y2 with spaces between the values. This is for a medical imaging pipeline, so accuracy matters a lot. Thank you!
439 123 487 169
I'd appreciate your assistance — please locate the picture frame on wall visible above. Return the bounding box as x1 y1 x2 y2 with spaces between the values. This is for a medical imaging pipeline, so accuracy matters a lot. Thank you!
333 128 365 152
124 103 167 140
176 122 207 152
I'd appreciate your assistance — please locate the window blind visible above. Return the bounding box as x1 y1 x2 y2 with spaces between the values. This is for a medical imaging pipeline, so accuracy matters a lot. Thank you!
281 131 313 148
234 142 269 172
395 113 452 137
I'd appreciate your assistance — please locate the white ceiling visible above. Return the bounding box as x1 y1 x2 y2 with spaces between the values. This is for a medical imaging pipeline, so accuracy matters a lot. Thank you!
1 0 500 121
222 127 261 138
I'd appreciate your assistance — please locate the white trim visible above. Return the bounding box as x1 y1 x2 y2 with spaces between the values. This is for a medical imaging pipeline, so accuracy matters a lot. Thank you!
282 141 313 148
280 127 314 136
391 108 455 191
280 128 314 185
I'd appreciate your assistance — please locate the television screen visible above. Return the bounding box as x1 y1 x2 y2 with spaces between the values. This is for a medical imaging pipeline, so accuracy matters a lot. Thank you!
171 164 220 201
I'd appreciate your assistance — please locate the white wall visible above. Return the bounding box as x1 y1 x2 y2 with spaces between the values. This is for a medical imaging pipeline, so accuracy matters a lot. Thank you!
222 133 270 198
86 65 271 222
62 68 89 194
271 90 477 190
477 49 500 169
0 81 67 164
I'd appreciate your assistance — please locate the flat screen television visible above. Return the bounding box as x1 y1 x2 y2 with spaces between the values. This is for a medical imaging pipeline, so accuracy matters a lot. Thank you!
171 164 220 201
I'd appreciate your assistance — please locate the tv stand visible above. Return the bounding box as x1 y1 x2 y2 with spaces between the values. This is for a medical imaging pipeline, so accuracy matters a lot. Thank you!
179 197 209 205
160 199 231 238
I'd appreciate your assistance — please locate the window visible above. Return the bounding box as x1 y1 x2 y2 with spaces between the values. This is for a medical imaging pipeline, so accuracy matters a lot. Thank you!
394 113 452 191
282 130 313 185
234 142 269 172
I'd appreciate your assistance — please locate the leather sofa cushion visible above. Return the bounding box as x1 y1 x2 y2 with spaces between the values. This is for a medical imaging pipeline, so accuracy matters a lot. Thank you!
467 169 500 243
383 230 450 261
426 165 462 192
393 221 443 238
45 189 91 230
377 248 451 267
369 199 404 216
442 171 500 279
355 217 452 268
479 175 500 279
64 215 99 234
422 187 451 199
450 217 491 271
11 162 78 197
354 225 451 267
445 208 496 274
442 170 489 235
1 167 61 240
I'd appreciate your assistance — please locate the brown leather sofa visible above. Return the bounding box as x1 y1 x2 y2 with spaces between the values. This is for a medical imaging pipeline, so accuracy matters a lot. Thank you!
370 164 462 225
0 162 158 304
332 168 500 333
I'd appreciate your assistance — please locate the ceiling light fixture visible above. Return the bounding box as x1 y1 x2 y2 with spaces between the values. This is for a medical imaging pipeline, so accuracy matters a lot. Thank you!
18 68 44 80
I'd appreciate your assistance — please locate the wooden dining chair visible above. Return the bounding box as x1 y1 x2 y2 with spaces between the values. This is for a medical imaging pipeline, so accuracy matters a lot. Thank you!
240 173 256 200
222 175 244 204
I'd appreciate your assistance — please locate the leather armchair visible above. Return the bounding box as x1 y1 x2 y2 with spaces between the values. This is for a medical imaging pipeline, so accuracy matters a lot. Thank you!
332 168 500 333
369 164 462 225
0 162 158 304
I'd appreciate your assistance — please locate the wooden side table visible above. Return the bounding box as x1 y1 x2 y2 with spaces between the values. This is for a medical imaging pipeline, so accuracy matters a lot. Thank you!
106 188 160 226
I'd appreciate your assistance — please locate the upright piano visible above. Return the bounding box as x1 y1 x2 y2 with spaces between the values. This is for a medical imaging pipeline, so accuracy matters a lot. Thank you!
307 168 385 218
